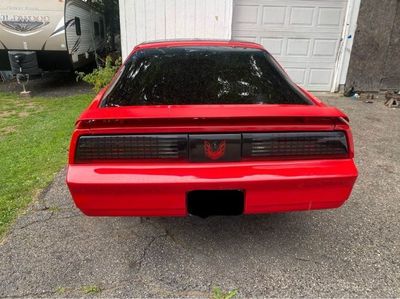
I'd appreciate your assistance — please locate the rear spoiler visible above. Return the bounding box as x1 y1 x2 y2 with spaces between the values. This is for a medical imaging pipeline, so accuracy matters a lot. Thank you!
79 103 348 123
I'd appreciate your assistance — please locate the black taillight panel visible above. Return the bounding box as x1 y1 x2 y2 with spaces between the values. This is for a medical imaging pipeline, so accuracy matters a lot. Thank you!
75 134 188 163
242 132 348 159
74 132 349 163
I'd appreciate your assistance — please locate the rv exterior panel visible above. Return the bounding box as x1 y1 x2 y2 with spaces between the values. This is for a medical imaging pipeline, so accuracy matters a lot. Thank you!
0 0 106 74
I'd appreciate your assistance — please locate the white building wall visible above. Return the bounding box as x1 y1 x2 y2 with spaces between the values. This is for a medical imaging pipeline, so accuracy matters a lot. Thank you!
337 0 361 87
119 0 233 59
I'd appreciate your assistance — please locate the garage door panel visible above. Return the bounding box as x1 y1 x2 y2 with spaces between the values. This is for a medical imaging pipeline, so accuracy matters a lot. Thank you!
233 32 340 61
233 25 345 34
281 59 335 67
280 60 336 90
260 37 283 55
317 7 344 26
232 30 344 39
313 39 339 57
309 69 333 84
289 6 315 26
232 0 348 91
287 38 311 56
308 68 334 90
262 6 286 24
285 68 307 85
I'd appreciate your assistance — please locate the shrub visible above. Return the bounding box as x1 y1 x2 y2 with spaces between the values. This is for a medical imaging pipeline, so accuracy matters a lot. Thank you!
77 56 122 92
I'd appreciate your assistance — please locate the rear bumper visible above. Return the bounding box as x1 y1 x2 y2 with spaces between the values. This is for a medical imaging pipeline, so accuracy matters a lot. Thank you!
66 159 358 216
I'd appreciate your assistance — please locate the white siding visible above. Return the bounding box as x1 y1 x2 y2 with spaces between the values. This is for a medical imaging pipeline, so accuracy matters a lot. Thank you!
119 0 233 59
338 0 361 87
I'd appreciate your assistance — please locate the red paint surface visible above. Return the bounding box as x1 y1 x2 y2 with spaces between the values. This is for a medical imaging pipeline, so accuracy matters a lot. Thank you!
66 40 358 216
68 159 357 216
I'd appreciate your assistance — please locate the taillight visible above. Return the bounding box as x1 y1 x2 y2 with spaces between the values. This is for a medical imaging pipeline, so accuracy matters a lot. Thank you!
242 132 349 160
73 132 349 163
75 134 188 163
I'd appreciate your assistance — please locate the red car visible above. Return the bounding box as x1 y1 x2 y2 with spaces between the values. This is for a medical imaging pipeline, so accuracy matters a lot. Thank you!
67 40 358 217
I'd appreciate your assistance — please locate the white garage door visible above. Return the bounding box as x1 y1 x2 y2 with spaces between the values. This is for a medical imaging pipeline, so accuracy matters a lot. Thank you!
232 0 348 91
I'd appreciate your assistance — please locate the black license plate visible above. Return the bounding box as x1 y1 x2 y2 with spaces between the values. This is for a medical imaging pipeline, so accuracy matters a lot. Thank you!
187 190 245 217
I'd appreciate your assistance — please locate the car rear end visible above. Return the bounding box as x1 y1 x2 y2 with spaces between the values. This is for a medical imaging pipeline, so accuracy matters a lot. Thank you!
67 41 358 217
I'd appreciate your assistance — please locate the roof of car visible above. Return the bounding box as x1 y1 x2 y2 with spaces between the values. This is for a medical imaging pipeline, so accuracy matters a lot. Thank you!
133 39 265 51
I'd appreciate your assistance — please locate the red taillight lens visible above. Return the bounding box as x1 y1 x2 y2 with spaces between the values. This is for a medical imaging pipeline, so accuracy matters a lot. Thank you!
242 132 349 160
75 134 188 163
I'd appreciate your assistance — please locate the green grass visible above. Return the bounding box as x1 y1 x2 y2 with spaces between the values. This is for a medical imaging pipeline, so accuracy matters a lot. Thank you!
81 285 102 294
0 92 92 237
211 287 238 299
55 287 66 295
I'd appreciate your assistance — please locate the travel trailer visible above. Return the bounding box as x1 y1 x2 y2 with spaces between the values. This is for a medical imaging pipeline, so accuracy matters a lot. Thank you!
0 0 106 75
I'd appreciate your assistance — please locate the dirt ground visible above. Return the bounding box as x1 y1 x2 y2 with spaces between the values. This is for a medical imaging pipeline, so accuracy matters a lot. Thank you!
0 73 92 97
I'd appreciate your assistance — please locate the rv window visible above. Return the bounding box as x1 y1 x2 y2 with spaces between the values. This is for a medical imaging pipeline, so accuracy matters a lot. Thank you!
94 22 100 36
75 17 81 36
100 20 105 38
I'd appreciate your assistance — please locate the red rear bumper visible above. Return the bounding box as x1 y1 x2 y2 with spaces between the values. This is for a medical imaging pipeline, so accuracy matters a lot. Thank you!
67 159 357 216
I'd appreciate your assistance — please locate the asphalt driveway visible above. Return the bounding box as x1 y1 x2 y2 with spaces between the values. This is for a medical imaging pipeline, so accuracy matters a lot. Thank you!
0 95 399 298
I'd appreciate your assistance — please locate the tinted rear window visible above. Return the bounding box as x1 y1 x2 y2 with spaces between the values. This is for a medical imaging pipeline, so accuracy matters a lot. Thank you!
102 47 312 106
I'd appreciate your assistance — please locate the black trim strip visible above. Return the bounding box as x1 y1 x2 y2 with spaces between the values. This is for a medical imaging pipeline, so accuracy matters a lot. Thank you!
71 37 81 53
49 25 65 37
0 40 8 50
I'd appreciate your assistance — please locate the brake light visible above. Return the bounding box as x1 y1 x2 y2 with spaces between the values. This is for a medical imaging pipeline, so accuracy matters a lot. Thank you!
74 134 188 163
242 132 349 160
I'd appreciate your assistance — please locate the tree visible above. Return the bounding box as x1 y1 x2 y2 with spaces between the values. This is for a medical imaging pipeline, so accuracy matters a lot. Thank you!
103 0 119 51
89 0 120 51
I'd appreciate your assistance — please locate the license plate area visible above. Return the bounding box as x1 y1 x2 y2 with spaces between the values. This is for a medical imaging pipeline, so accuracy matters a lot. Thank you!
189 134 241 162
187 190 244 218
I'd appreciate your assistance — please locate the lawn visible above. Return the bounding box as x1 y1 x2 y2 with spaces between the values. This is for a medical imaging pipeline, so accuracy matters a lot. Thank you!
0 92 93 237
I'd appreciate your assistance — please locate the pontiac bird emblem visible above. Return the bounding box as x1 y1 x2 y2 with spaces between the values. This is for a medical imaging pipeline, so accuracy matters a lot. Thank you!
204 140 226 160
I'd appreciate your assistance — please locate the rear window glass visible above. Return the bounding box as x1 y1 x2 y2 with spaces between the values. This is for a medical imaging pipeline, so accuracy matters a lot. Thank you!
102 47 312 106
